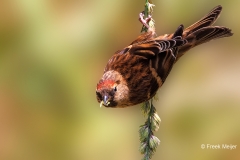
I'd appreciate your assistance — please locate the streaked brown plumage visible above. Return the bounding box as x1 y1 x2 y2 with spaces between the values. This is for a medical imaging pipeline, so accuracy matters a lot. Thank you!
96 5 233 108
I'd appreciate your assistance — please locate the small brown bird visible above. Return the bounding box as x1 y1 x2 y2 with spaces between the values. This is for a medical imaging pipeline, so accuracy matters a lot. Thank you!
96 5 233 108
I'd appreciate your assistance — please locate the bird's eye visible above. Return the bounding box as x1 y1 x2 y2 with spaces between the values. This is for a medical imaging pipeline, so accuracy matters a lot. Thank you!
113 86 117 92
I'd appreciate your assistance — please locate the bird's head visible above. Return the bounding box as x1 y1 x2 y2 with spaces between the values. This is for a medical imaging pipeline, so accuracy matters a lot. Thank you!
96 70 129 108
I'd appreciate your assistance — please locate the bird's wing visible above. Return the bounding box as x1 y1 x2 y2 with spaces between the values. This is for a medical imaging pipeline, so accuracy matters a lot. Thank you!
127 37 186 58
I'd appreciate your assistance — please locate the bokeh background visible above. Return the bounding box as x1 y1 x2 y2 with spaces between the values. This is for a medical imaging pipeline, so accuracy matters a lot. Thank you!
0 0 239 160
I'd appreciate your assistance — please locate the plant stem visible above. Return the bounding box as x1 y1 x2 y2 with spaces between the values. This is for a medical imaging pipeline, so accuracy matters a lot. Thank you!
139 1 161 160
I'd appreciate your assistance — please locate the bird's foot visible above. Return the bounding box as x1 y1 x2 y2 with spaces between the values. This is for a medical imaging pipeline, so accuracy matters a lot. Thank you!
139 12 152 29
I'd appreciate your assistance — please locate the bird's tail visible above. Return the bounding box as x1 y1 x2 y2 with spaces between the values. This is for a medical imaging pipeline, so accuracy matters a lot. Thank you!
177 5 233 60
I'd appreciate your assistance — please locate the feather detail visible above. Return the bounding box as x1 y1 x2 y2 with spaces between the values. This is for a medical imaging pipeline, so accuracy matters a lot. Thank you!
96 5 233 108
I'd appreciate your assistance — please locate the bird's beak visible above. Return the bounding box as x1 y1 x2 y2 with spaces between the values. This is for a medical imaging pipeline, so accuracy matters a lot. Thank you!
100 101 104 108
103 95 109 106
100 95 110 108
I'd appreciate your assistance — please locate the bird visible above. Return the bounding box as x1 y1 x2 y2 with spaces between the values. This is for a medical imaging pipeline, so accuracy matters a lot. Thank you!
96 5 233 108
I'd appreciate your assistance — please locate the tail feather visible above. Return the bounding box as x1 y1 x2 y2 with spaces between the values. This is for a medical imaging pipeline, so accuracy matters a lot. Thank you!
183 5 222 37
190 26 233 46
175 5 233 60
177 26 232 60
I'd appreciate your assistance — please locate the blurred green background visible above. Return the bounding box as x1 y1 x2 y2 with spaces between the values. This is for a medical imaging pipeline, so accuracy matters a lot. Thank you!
0 0 239 160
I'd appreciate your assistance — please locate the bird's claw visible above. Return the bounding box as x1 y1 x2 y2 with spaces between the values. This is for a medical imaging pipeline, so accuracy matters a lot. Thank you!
139 11 152 29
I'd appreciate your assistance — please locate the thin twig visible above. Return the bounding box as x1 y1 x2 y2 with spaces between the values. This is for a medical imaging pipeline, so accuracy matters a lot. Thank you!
139 1 161 160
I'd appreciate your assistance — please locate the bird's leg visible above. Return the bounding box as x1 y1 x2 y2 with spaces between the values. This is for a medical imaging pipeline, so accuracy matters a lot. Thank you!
139 11 152 29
